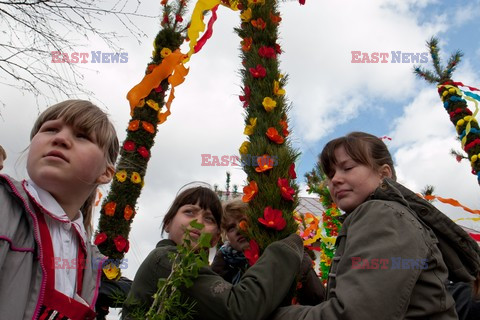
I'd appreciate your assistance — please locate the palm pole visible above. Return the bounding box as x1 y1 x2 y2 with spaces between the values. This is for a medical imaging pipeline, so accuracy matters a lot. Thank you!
414 37 480 186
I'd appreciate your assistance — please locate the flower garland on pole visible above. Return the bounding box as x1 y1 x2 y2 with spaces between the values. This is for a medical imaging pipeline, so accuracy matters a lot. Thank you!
95 0 190 281
414 37 480 186
304 163 342 285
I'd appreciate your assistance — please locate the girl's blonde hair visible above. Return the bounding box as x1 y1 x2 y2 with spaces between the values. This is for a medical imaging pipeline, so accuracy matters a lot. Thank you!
30 100 119 235
221 199 247 231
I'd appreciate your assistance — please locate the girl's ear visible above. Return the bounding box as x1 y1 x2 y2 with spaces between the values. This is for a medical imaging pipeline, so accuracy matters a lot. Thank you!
96 165 115 184
379 164 393 179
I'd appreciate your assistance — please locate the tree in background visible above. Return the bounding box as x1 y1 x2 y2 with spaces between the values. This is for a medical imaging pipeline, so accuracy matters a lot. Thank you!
0 0 149 106
414 37 480 186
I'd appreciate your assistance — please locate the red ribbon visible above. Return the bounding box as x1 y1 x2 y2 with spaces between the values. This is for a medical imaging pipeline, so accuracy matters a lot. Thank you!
194 5 219 54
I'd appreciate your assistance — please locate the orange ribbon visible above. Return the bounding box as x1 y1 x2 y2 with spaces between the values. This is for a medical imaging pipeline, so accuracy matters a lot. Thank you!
423 194 480 215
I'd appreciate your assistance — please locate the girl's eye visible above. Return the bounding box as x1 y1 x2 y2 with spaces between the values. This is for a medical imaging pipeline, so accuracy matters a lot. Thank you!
204 216 216 224
184 210 194 216
41 126 58 132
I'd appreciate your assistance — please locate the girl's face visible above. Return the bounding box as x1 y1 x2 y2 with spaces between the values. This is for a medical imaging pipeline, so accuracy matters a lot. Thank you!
27 118 113 203
166 202 220 247
327 146 384 213
224 216 249 251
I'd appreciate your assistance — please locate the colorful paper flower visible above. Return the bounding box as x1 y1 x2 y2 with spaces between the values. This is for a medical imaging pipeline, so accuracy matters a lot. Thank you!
255 155 275 172
249 64 266 78
123 141 135 152
160 47 172 58
275 44 282 54
104 202 116 216
242 180 258 203
241 36 252 52
142 121 155 134
239 141 250 155
266 127 284 144
115 170 127 182
240 9 252 23
258 46 276 59
263 97 277 112
128 120 140 131
258 206 287 231
278 178 295 201
244 118 257 135
248 0 265 6
251 18 266 30
239 86 251 108
103 263 120 280
131 172 142 184
114 235 129 253
299 0 306 5
273 80 285 96
244 239 260 266
137 146 150 159
124 205 134 221
289 163 297 179
146 99 160 111
238 220 248 231
94 232 107 245
279 119 289 137
270 12 282 24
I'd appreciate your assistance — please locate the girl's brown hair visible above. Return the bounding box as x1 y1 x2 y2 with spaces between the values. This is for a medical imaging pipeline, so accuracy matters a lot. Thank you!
30 100 119 236
320 131 397 181
161 185 223 234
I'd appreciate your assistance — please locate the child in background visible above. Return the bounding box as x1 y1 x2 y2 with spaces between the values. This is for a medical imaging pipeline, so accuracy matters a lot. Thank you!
212 198 325 305
122 184 309 320
0 144 6 171
269 131 480 320
0 100 119 319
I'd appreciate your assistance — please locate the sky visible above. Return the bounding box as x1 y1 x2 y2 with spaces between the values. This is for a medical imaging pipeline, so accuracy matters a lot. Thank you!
1 0 480 313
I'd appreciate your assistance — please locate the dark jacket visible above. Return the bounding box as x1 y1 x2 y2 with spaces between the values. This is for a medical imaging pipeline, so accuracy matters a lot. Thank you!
122 234 305 320
270 178 480 320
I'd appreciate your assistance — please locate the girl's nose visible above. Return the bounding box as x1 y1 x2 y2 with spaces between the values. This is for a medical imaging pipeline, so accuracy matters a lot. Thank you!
52 129 73 148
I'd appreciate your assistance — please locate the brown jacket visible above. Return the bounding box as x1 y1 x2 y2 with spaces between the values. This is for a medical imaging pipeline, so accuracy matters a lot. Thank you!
270 178 479 320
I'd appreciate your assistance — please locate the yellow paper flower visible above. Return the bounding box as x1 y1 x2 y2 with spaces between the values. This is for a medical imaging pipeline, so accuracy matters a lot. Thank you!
239 141 250 155
146 99 160 111
240 8 252 22
131 172 142 184
103 263 120 280
273 80 286 96
243 118 257 135
161 47 172 58
262 97 277 112
248 0 265 5
115 170 127 182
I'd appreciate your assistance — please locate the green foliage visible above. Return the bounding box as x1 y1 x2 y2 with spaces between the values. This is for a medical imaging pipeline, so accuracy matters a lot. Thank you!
145 220 212 320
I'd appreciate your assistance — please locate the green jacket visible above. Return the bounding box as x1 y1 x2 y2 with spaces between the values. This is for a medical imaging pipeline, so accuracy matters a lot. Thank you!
122 234 304 320
270 178 480 320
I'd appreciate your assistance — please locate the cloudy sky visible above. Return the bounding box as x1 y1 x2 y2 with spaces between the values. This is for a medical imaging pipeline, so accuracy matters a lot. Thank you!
1 0 480 295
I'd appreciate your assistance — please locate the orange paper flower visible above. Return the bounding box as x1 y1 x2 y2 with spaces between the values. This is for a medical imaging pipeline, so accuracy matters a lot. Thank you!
242 180 258 203
241 37 252 52
104 202 116 216
251 18 266 30
279 119 289 137
266 127 284 144
142 121 155 134
255 155 275 172
128 120 140 131
124 205 134 221
270 12 282 24
238 220 248 231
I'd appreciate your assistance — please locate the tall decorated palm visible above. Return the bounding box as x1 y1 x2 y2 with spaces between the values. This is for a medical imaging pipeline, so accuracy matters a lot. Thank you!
414 37 480 186
94 0 190 280
235 0 301 264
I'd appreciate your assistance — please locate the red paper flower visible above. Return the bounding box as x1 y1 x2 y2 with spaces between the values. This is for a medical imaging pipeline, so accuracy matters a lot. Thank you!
266 127 284 144
258 46 276 59
275 43 282 55
244 239 260 266
114 235 129 253
175 14 183 22
104 202 116 216
299 0 306 5
258 206 287 231
94 232 107 245
278 178 295 201
137 146 150 159
289 163 297 179
249 64 266 78
124 205 134 221
239 86 251 108
242 180 258 203
123 141 135 152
